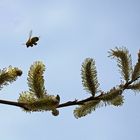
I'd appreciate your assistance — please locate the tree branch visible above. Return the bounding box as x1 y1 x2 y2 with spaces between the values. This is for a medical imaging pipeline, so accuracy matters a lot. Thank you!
57 94 103 108
0 76 139 111
0 99 28 110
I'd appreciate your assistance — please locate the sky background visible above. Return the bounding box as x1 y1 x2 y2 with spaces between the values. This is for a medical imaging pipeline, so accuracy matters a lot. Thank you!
0 0 140 140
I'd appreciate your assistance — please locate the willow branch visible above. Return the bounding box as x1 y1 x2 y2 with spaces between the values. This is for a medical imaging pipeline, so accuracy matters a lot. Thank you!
57 94 103 108
0 99 28 110
0 76 139 110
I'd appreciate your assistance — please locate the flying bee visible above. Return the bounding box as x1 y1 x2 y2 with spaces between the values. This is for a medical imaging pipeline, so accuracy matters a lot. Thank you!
25 30 40 48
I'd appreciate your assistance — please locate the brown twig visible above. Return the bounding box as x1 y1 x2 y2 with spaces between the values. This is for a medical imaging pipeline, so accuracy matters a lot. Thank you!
0 77 138 110
0 94 103 110
57 93 103 108
0 99 28 110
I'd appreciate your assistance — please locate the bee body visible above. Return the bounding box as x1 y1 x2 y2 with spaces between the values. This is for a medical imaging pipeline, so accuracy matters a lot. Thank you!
25 31 39 48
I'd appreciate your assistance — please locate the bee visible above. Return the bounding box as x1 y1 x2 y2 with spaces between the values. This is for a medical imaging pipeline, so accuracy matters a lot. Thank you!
25 30 39 48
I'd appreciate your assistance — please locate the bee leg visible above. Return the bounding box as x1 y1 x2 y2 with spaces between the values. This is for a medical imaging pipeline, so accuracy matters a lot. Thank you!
34 42 37 45
26 44 30 48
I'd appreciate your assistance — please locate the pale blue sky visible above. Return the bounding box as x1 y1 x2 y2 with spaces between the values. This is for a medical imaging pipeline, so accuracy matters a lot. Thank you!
0 0 140 140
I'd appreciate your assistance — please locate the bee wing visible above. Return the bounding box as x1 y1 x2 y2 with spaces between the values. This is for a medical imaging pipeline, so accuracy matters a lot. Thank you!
28 30 32 39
